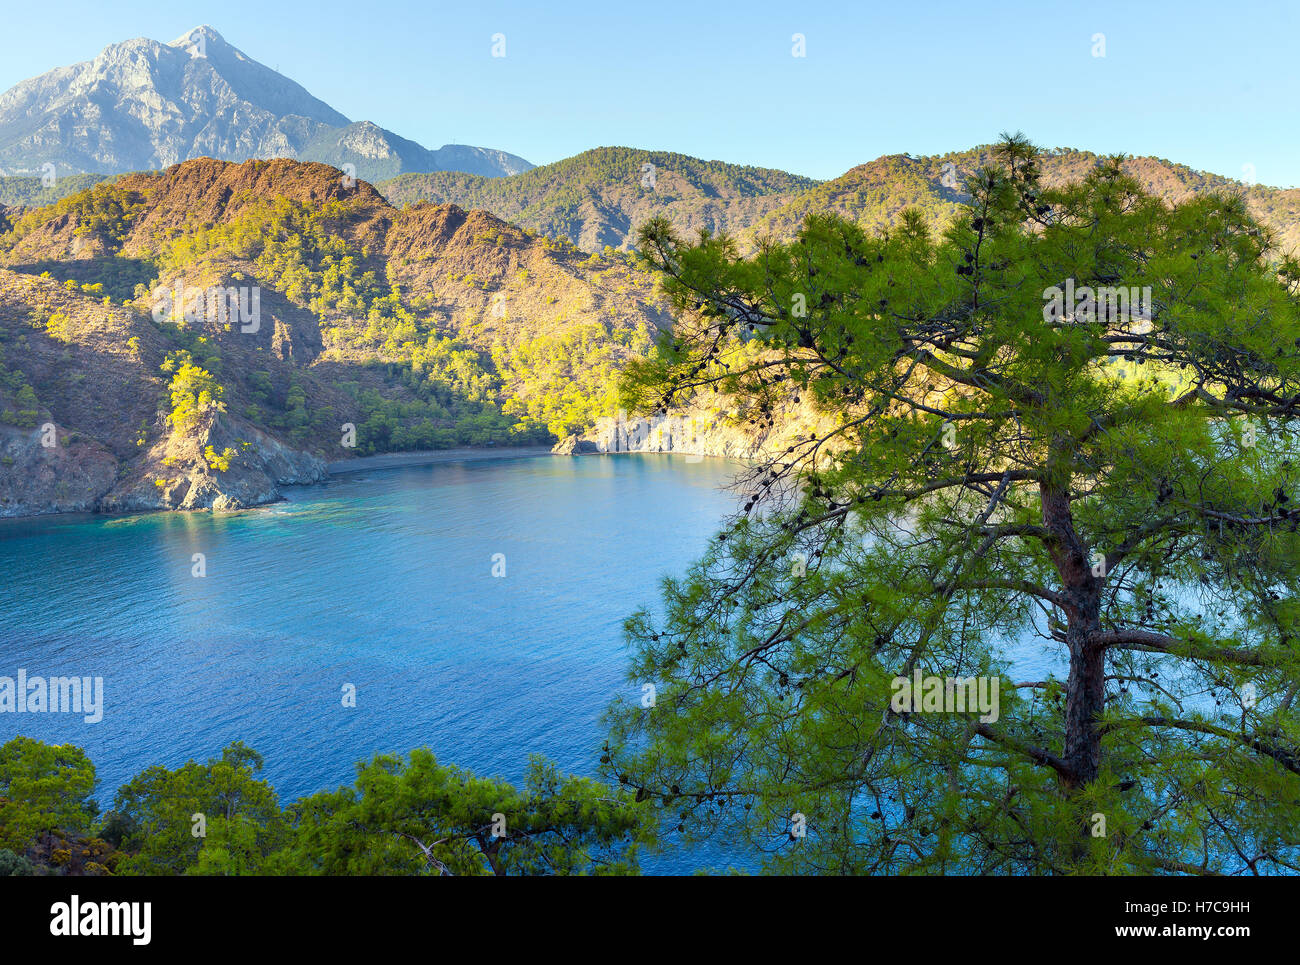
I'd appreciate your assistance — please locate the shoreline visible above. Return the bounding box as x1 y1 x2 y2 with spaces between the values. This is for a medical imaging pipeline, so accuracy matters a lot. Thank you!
0 447 558 524
0 446 736 524
326 445 554 474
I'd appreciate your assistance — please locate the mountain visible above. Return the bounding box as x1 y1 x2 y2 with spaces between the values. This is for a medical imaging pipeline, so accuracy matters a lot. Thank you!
298 121 532 181
0 26 532 183
377 147 820 250
5 139 1300 520
0 158 665 517
380 144 1300 258
751 146 1300 254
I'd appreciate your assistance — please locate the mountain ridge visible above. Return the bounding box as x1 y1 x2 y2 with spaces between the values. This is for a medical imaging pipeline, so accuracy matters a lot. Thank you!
378 146 821 251
379 144 1300 257
0 26 532 183
749 146 1300 254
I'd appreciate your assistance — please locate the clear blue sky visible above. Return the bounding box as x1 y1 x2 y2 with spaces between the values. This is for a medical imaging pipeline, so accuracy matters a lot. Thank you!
2 0 1296 185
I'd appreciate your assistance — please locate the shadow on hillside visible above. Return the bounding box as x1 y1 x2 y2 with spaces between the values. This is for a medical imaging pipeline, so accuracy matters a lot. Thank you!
11 257 157 303
0 313 159 460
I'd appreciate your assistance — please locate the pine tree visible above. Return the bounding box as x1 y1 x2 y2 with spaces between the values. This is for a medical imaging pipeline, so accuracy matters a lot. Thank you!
607 134 1300 874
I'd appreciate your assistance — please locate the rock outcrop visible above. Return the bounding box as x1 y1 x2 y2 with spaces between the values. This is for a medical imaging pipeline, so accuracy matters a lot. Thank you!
0 413 326 518
0 424 117 517
552 435 599 455
101 415 327 514
552 399 833 461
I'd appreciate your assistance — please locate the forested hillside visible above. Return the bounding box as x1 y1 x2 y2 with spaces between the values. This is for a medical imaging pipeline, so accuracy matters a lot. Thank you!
4 143 1298 519
382 144 1300 257
0 158 667 516
753 146 1300 253
379 147 820 251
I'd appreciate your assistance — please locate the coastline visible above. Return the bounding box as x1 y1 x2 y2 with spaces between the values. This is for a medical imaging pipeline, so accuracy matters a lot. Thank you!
0 447 558 523
2 446 747 523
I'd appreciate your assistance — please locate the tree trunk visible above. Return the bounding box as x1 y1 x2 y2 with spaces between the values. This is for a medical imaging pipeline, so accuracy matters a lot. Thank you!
476 833 505 875
1040 470 1104 789
1062 612 1104 786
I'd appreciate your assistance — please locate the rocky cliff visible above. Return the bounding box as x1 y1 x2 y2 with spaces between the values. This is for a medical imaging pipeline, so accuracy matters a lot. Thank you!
0 412 327 518
552 398 830 461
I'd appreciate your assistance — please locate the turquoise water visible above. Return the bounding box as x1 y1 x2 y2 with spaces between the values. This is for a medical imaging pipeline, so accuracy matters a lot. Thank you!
0 452 746 873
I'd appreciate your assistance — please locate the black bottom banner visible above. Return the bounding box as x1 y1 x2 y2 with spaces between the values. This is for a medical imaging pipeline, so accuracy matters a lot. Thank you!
0 873 1274 952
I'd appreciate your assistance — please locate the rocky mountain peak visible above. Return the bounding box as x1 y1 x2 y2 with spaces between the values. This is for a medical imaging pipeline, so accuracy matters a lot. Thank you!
0 29 532 181
167 25 229 50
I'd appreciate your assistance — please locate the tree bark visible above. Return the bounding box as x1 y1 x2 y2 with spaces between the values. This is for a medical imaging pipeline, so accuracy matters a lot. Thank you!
1040 464 1104 788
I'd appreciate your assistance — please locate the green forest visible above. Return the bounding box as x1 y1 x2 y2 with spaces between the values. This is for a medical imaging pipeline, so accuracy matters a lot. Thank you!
0 737 652 876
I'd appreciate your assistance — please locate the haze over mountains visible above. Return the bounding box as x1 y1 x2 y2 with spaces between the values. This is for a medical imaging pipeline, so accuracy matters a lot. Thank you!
0 26 532 182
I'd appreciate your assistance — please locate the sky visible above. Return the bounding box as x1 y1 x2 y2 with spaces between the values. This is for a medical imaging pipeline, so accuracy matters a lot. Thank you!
1 0 1297 185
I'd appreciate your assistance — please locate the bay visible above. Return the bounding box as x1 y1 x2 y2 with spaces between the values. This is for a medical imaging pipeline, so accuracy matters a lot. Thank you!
0 452 744 873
